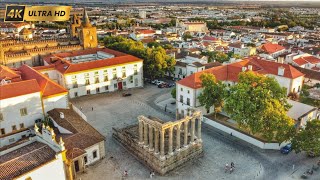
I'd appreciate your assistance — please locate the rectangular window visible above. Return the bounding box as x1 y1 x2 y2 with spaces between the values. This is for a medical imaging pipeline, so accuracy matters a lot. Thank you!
74 92 78 97
12 125 17 131
105 86 109 91
129 76 133 83
85 79 90 85
84 156 88 164
103 70 108 82
122 72 126 78
114 83 118 89
72 80 78 88
9 138 15 143
123 81 127 87
0 113 3 121
181 88 183 91
134 64 138 75
122 66 126 78
87 90 91 95
20 108 27 116
179 68 182 74
20 123 24 129
180 95 183 103
112 68 117 80
84 73 90 85
96 87 100 93
188 90 190 94
187 98 190 106
1 128 5 135
95 77 100 84
93 150 97 158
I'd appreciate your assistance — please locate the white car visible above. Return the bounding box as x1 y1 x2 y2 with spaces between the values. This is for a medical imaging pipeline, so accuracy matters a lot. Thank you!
151 79 159 84
155 81 165 86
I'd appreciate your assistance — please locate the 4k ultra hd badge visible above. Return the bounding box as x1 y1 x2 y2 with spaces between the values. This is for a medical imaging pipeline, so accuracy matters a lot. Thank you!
4 5 26 22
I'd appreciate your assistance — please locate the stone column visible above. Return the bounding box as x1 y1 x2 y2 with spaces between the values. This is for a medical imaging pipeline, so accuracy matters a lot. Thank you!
139 120 143 144
197 117 202 142
176 124 181 151
160 129 165 160
144 123 148 147
191 118 195 144
168 127 173 155
149 125 154 151
184 121 188 147
154 128 159 154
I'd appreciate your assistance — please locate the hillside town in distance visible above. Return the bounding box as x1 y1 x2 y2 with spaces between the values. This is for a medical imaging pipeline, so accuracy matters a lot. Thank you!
0 1 320 180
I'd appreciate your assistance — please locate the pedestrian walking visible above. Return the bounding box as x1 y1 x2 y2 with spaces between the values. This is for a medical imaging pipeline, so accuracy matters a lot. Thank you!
229 167 234 174
231 162 235 168
80 106 83 111
165 104 167 112
150 172 153 178
292 164 295 170
92 107 93 111
225 164 229 173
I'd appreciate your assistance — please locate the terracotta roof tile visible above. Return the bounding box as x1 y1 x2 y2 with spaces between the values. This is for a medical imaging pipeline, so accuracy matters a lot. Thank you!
0 141 56 180
0 65 21 81
48 108 105 159
19 65 67 97
0 79 40 100
261 43 285 54
293 58 308 66
178 56 304 89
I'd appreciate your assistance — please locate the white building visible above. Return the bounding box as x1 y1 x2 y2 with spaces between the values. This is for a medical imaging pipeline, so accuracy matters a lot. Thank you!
176 56 305 117
170 55 208 79
0 125 67 180
42 48 143 98
129 29 156 41
287 99 318 128
259 43 286 59
0 65 68 148
139 10 147 19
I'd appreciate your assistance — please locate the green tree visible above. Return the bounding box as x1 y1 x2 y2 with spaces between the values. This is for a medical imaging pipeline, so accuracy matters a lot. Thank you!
224 71 295 142
104 36 175 79
171 88 176 99
198 73 226 117
183 32 193 41
292 120 320 156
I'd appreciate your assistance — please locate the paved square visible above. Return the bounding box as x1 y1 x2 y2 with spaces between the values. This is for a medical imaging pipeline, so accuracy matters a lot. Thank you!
73 85 320 180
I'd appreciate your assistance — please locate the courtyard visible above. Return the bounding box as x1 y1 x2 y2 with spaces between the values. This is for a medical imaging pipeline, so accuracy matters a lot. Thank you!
72 84 320 180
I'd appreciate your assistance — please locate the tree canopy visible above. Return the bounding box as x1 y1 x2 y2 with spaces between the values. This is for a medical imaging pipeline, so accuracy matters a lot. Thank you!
292 120 320 156
104 36 175 79
224 71 295 142
198 73 225 117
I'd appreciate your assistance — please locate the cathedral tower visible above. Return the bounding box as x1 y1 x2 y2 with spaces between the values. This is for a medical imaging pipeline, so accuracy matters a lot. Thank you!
79 8 98 49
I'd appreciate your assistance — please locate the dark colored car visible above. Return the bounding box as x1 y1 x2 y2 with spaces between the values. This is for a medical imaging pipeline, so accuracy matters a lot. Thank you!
280 143 292 154
122 92 132 97
168 83 175 87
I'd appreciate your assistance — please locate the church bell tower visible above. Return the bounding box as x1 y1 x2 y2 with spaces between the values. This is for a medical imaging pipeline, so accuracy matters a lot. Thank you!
79 8 98 49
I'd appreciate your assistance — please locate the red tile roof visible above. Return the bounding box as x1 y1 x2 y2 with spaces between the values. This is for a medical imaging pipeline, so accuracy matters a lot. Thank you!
261 43 285 54
0 65 21 82
293 58 308 66
202 36 218 41
44 48 142 74
177 56 304 89
0 79 40 100
19 65 67 98
137 29 156 34
0 141 56 180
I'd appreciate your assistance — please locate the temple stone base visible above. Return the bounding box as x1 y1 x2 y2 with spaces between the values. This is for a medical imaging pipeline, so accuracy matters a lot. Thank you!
112 112 204 175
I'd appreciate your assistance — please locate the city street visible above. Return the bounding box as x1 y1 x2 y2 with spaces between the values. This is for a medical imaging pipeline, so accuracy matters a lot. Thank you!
73 84 320 180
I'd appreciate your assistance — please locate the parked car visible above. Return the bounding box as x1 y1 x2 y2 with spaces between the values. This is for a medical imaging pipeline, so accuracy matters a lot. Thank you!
168 83 175 87
151 79 159 84
155 81 165 86
158 83 168 88
122 92 132 97
280 143 292 154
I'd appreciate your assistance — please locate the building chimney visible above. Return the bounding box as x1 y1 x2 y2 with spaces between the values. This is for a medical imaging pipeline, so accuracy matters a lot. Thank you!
278 66 285 76
59 112 64 119
248 65 253 71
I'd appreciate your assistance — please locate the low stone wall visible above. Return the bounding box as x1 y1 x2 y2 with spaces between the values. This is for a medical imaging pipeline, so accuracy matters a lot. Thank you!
203 116 287 150
113 126 203 175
